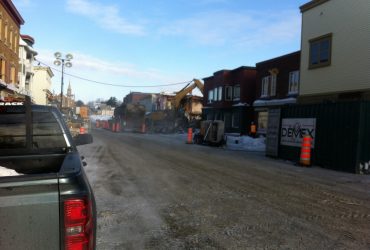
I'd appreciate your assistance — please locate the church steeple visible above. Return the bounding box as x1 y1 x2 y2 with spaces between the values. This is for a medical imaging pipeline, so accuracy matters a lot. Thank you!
67 81 72 97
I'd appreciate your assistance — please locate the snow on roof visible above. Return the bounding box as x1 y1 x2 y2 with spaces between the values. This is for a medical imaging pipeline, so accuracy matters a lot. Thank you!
232 102 249 107
253 97 296 107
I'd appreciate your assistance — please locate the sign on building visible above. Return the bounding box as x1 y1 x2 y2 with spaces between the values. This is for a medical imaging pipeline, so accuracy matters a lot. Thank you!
280 118 316 148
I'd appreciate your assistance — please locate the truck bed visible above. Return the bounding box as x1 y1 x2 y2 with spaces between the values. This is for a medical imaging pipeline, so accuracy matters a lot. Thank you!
0 153 66 174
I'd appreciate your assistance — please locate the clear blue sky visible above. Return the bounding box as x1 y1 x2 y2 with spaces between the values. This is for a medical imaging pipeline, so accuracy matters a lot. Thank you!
13 0 308 103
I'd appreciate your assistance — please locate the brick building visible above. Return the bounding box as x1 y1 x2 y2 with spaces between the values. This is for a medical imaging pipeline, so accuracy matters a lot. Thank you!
202 66 257 134
0 0 24 100
254 51 300 135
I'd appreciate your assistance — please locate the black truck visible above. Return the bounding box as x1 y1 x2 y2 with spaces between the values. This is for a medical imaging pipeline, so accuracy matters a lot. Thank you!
0 98 96 250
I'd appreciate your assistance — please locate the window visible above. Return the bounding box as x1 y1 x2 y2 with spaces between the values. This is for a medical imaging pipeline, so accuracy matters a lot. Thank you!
13 32 18 51
10 66 15 83
232 112 240 128
208 89 213 103
270 75 277 96
0 18 2 40
225 86 232 101
233 85 240 100
218 86 223 101
288 71 299 94
261 76 269 97
0 59 5 81
224 113 231 129
9 28 13 48
213 87 218 101
309 33 332 69
4 22 8 44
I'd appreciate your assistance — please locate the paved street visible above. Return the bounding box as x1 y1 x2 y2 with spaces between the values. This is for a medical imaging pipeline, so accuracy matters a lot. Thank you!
79 129 370 250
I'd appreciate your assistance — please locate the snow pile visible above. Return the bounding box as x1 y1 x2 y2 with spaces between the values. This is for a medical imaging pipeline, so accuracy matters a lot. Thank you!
226 135 266 152
0 166 22 176
90 115 113 122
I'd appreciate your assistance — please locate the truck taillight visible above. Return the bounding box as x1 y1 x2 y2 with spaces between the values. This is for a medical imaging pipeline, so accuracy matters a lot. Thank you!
64 198 94 250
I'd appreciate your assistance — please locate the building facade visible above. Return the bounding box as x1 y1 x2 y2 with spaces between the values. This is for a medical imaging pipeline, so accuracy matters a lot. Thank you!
18 34 37 97
254 51 300 134
32 66 54 105
138 93 160 112
123 92 151 104
299 0 370 103
0 0 24 100
202 66 257 134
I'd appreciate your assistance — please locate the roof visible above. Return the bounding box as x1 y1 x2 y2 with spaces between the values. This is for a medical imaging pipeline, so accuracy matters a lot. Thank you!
34 66 54 77
256 51 300 66
231 66 256 72
300 0 330 13
1 0 25 25
20 35 35 46
20 37 38 56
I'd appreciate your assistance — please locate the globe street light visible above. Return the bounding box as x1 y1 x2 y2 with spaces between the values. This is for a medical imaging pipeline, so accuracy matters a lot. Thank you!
54 52 73 108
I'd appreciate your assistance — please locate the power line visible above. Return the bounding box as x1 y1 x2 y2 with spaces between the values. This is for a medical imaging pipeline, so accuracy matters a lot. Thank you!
35 59 193 88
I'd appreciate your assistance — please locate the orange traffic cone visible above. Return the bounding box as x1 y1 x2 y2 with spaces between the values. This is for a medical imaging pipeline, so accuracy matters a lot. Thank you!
186 128 193 144
300 135 312 166
79 127 85 134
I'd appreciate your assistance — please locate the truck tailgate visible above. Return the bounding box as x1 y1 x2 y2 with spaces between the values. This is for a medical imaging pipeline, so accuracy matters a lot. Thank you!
0 176 60 250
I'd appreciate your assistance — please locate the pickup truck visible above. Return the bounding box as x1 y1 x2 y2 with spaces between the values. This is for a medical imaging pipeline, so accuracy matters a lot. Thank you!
0 98 96 250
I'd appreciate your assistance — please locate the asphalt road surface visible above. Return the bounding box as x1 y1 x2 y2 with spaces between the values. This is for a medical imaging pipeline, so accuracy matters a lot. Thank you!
79 129 370 250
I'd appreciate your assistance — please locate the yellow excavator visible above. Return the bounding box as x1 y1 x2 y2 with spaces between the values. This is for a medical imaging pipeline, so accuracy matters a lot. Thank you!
146 79 204 133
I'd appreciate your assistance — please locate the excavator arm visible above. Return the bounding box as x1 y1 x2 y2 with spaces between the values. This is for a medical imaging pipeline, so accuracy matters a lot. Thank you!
174 79 204 109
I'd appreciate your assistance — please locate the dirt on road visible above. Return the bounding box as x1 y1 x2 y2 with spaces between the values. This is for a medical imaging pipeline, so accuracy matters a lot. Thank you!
79 129 370 250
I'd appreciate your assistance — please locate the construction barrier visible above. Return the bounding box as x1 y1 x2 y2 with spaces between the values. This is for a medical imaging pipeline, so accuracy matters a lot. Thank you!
300 135 312 166
115 122 120 132
186 128 193 144
112 123 116 132
79 127 86 134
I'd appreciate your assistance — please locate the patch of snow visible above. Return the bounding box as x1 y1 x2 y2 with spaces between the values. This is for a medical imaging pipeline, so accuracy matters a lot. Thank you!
0 166 22 176
90 115 113 122
226 135 266 152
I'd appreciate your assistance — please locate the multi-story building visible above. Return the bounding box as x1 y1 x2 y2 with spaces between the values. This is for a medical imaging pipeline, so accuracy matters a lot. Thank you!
18 34 37 97
254 51 300 134
123 92 151 104
138 93 160 112
32 66 54 105
299 0 370 103
202 66 257 134
0 0 24 100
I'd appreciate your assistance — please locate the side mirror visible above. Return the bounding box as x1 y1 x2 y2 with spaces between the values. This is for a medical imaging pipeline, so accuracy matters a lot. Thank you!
74 133 93 146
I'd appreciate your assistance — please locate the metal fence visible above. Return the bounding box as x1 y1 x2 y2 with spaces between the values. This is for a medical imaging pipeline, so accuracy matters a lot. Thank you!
277 101 370 173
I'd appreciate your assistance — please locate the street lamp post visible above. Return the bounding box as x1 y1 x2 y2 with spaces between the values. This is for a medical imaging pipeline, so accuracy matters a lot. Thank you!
54 52 73 109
